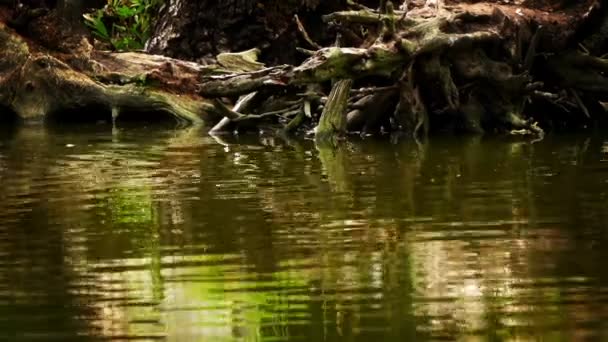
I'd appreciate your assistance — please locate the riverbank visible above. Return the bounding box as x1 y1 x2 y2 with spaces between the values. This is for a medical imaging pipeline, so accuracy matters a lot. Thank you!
1 0 607 141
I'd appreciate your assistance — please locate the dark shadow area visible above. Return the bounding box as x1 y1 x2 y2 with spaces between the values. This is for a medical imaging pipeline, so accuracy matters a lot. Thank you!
115 107 181 128
0 124 18 144
0 105 20 124
45 104 181 128
46 103 113 125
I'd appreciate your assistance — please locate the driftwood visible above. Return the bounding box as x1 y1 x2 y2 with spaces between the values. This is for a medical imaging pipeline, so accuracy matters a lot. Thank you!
1 0 607 139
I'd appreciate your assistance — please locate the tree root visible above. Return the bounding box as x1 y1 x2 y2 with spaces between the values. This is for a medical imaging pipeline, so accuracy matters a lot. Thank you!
546 52 608 94
1 22 217 124
418 54 459 113
315 79 353 141
1 1 605 139
393 65 428 137
346 88 398 134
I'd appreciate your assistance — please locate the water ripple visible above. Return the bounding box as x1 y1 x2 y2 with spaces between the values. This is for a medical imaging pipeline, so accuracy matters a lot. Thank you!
0 128 607 341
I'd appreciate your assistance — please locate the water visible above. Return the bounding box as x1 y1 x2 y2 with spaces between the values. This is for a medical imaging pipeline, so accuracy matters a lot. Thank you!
0 125 607 341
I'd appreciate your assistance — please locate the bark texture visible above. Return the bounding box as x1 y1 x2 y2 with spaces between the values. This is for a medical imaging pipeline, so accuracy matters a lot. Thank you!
0 0 607 139
146 0 343 64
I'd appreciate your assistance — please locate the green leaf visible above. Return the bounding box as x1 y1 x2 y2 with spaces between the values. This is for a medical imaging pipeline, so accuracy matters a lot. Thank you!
113 24 127 32
85 0 162 51
83 13 110 40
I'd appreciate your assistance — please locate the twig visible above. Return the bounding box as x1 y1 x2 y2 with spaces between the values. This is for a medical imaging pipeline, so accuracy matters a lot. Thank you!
212 99 244 121
212 99 301 124
296 47 316 56
531 90 559 100
244 104 301 119
346 0 373 11
232 113 277 122
571 89 590 118
209 117 233 135
294 15 322 50
284 108 306 133
351 85 399 94
209 92 259 134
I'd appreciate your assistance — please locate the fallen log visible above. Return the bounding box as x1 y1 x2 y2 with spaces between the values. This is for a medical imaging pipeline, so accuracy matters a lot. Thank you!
0 22 219 124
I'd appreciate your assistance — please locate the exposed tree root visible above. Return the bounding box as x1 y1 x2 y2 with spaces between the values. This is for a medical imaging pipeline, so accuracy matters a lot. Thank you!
0 22 218 125
1 0 607 140
393 64 428 137
316 79 353 141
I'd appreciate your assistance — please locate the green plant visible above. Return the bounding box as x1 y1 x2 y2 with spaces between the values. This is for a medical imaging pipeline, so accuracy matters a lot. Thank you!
84 0 163 51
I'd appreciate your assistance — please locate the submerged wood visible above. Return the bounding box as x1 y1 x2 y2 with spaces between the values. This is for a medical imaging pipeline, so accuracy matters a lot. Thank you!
316 79 353 140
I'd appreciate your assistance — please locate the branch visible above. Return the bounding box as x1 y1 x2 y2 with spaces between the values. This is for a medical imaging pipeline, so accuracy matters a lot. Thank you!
199 66 292 97
294 15 322 50
323 10 418 27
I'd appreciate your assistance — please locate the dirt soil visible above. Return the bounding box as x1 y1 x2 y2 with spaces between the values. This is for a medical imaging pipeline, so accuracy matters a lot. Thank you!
441 0 598 49
1 0 599 62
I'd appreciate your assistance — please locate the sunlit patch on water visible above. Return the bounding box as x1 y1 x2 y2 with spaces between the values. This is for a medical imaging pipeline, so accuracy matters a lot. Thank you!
0 128 607 341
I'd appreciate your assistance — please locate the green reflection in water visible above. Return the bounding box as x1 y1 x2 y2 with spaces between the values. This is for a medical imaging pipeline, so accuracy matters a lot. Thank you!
88 254 311 341
106 187 153 225
0 126 607 341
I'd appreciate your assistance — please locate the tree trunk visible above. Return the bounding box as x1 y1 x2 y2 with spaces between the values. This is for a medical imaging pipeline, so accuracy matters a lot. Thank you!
55 0 102 26
146 0 344 64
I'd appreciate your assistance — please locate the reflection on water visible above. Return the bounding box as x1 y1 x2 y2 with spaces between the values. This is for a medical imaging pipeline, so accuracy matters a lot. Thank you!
0 125 608 341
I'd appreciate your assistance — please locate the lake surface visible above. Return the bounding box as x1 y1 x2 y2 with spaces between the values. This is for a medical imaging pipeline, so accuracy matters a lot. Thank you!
0 125 607 341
